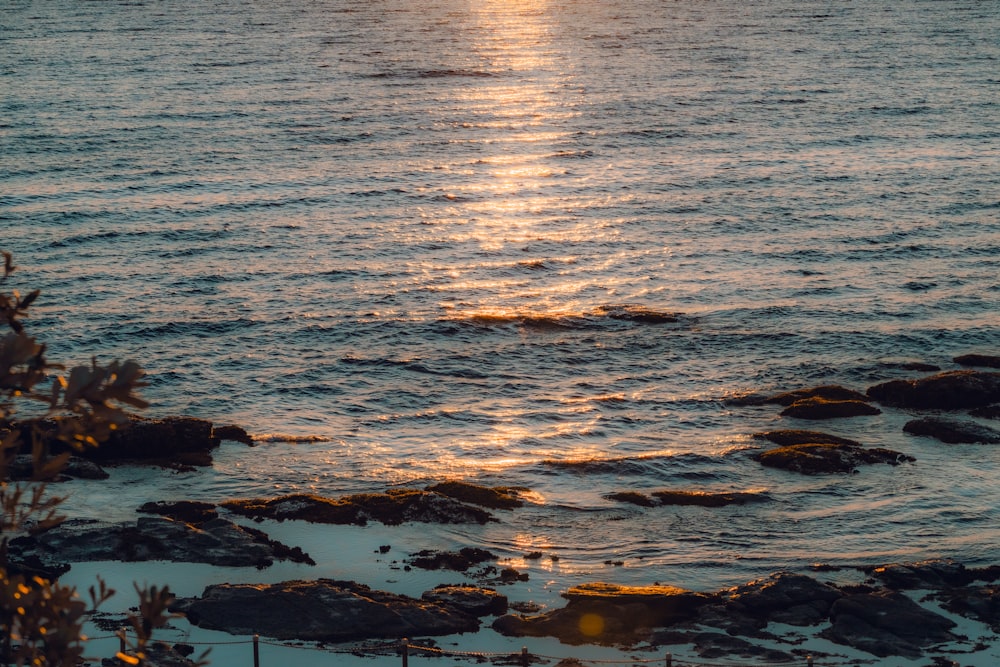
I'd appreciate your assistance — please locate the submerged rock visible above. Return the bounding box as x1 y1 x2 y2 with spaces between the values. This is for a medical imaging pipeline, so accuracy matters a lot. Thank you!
765 385 871 406
867 370 1000 410
755 442 913 474
593 304 681 324
903 416 1000 444
780 397 881 420
222 489 495 526
754 429 862 447
954 354 1000 369
605 490 769 507
408 547 497 571
422 584 508 616
172 579 486 641
425 481 526 509
10 516 311 568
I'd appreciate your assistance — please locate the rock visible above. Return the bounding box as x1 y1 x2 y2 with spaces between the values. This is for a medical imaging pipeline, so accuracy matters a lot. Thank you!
722 572 843 626
604 491 657 507
425 481 525 509
222 489 495 526
5 454 109 481
492 583 713 645
868 560 974 590
92 416 219 463
11 516 311 568
754 429 862 447
970 405 1000 419
867 370 1000 410
172 579 482 641
409 547 497 571
422 585 508 616
765 385 871 406
606 490 769 507
954 354 1000 369
138 500 220 524
136 642 201 667
593 305 681 324
780 397 881 419
213 424 253 445
821 590 958 658
755 442 913 474
903 417 1000 444
936 585 1000 630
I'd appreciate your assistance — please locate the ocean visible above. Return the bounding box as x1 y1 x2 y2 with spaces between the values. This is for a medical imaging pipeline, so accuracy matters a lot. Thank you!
2 0 999 601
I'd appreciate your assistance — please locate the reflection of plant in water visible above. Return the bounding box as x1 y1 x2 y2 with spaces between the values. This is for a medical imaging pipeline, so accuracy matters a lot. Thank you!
0 252 206 666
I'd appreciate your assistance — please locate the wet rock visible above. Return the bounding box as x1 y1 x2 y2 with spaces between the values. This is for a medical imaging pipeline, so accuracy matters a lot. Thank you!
780 397 881 420
425 481 525 509
604 491 657 507
723 572 843 626
605 490 769 507
754 429 862 447
222 489 495 526
5 454 109 481
422 584 508 616
903 416 1000 444
821 590 958 658
936 585 1000 631
91 416 219 464
755 442 913 474
868 560 974 590
11 515 310 568
766 385 871 406
687 632 796 662
409 547 497 571
492 583 713 645
593 305 681 324
867 370 1000 410
171 579 482 641
954 354 1000 369
138 500 219 524
970 405 1000 420
213 424 253 445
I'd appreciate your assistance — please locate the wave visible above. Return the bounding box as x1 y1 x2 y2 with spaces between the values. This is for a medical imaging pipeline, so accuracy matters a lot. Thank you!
251 433 335 443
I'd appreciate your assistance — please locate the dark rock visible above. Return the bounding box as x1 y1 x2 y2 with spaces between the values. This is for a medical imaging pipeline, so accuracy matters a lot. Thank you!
92 416 219 463
780 397 881 420
766 385 870 406
880 361 942 373
606 490 769 507
425 481 525 509
651 490 769 506
222 489 495 526
141 642 201 667
821 590 958 658
954 354 1000 369
214 424 253 445
903 416 1000 444
593 305 680 324
755 442 913 474
10 516 310 568
409 547 497 571
868 560 974 589
138 500 219 524
604 491 657 507
688 632 796 662
970 405 1000 420
936 585 1000 630
492 583 713 645
500 567 529 582
172 579 481 641
754 429 862 447
722 572 843 626
867 370 1000 410
422 585 508 616
5 454 109 481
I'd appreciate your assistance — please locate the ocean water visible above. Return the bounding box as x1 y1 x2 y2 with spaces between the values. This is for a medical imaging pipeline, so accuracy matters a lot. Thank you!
2 0 1000 596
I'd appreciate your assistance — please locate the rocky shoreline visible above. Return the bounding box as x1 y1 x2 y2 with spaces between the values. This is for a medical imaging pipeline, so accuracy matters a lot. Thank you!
7 358 1000 665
